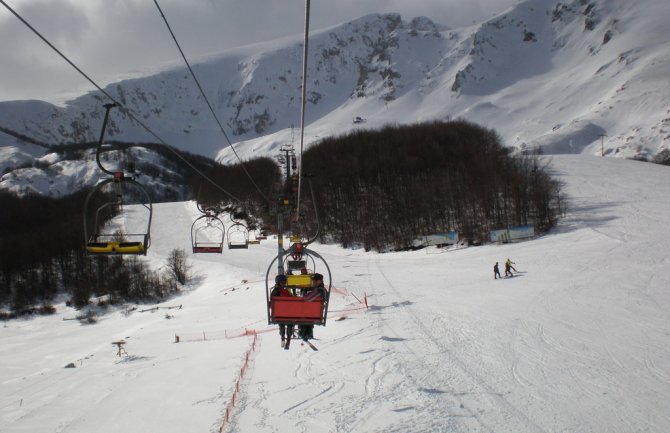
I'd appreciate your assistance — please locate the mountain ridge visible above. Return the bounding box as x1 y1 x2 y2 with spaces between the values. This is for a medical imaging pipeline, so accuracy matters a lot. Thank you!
1 0 669 196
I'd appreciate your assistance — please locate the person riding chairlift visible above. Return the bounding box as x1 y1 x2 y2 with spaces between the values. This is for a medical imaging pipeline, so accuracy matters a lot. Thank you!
298 273 327 340
271 274 294 347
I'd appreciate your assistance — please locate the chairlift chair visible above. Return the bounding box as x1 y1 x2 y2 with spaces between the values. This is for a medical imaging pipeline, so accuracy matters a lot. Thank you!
256 228 269 240
83 176 152 255
191 212 225 253
265 247 331 326
246 230 261 245
227 222 249 249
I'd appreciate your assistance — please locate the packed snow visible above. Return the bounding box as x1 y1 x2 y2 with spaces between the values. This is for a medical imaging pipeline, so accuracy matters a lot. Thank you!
1 154 669 433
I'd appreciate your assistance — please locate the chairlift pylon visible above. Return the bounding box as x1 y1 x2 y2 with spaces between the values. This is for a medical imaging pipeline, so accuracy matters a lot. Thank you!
265 0 333 334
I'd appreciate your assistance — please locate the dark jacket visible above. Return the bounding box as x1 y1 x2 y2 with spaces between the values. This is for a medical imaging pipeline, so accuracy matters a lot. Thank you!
301 284 327 301
271 285 292 297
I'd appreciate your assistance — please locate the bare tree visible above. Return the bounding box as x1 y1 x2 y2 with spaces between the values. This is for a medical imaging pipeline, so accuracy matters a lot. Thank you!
165 248 191 285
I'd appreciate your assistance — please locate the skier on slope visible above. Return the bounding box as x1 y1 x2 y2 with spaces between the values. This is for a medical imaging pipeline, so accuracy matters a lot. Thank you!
504 258 517 277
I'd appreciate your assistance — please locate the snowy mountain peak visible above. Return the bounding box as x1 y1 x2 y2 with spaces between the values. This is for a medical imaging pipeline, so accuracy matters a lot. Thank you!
2 0 670 196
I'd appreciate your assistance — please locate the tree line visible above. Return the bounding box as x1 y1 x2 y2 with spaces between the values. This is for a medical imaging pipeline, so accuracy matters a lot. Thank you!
192 156 280 228
0 141 277 315
0 140 215 316
296 120 563 251
0 189 191 317
1 120 564 313
186 120 565 251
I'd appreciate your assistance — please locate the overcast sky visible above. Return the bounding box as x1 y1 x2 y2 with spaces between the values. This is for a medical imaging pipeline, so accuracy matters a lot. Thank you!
0 0 517 104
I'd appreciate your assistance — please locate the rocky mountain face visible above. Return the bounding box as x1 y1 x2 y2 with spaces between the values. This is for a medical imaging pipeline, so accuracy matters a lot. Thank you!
1 0 669 196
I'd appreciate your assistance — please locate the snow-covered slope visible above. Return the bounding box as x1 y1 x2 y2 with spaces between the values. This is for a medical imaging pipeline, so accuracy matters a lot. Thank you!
0 0 668 171
2 155 669 432
0 143 190 198
0 130 47 175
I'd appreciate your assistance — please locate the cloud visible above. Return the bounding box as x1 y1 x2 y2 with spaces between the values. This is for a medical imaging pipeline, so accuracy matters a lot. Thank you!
0 0 517 103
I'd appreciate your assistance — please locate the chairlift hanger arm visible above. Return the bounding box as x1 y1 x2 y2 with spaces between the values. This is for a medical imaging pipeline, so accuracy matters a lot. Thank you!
95 103 121 176
302 175 321 246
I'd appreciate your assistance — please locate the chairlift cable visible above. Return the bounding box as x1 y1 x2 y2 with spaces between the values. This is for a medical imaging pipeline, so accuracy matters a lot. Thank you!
265 2 333 339
0 0 243 204
116 107 245 204
152 0 270 202
296 0 311 218
0 1 110 114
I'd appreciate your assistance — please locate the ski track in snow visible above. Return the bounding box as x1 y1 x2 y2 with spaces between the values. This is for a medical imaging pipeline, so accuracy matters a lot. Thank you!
371 257 548 433
3 156 670 433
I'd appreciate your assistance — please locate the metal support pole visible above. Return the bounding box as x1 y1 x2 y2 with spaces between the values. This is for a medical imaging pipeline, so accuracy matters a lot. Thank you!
277 212 285 276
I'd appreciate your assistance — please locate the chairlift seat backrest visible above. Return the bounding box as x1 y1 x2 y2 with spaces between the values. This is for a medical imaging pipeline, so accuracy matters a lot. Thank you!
86 242 115 254
228 242 249 249
270 296 324 324
287 274 311 288
193 245 223 253
86 241 145 255
115 242 145 254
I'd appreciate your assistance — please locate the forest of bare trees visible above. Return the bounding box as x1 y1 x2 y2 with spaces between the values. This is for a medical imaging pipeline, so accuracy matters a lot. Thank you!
192 156 280 226
0 142 213 315
297 120 563 251
0 190 187 316
1 120 564 313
